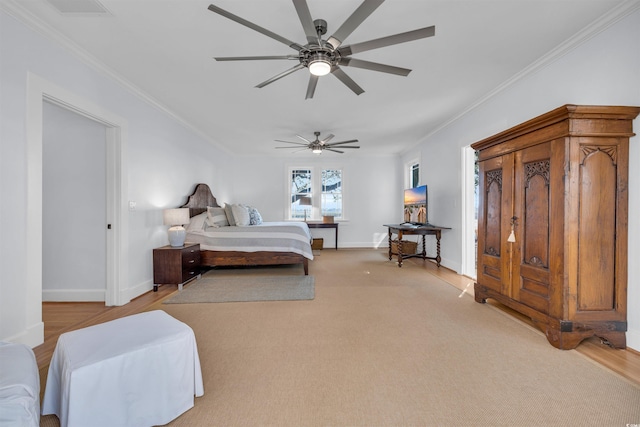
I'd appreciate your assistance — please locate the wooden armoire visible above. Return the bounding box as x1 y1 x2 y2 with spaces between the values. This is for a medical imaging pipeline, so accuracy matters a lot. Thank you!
472 105 639 349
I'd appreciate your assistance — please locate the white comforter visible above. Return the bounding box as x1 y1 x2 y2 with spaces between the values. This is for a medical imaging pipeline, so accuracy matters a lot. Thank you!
187 221 314 260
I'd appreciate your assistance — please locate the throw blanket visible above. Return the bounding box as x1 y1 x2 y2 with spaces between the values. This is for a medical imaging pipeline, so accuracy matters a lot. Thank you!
187 221 314 260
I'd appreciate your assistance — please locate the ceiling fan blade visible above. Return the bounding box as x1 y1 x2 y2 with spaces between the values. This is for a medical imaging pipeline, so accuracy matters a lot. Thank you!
207 4 304 51
338 26 435 56
327 145 360 149
215 55 299 61
255 63 305 88
274 140 308 146
305 75 319 100
275 146 305 149
338 57 411 76
320 134 335 144
296 134 312 144
326 0 385 49
292 0 318 45
325 148 345 154
325 140 359 146
330 67 364 95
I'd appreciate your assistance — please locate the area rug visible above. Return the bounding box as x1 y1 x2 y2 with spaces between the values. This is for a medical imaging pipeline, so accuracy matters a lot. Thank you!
162 275 314 304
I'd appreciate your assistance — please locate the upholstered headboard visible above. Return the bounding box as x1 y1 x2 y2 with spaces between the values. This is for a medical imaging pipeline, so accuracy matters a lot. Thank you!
180 183 221 217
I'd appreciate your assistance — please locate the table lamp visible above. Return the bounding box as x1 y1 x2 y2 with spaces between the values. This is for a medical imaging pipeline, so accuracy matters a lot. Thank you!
163 208 190 247
299 196 312 222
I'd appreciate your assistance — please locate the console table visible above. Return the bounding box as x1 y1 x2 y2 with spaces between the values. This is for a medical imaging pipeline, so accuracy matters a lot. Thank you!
383 224 450 267
306 222 339 249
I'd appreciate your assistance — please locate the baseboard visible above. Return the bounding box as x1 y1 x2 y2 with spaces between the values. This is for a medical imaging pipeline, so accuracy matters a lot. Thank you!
3 321 44 349
119 280 154 306
42 289 105 302
626 328 640 352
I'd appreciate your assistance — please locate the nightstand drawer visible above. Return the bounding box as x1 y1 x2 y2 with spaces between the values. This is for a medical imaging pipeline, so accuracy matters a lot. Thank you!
182 247 201 267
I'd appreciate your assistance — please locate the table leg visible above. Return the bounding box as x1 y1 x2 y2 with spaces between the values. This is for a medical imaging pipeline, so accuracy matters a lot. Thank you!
421 235 427 259
388 229 393 260
435 231 442 267
397 230 404 267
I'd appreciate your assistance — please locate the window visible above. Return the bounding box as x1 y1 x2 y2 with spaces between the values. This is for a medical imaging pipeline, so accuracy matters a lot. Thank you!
288 167 344 220
410 162 420 188
290 169 312 220
321 169 342 217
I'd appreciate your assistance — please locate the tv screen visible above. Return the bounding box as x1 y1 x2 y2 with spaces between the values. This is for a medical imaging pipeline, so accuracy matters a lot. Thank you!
403 185 428 225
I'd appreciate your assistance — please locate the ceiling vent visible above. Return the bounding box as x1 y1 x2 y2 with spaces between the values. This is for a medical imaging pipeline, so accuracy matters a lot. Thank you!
45 0 110 15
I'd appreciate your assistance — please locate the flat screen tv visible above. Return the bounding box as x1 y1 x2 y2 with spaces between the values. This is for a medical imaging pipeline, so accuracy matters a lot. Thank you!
403 185 428 225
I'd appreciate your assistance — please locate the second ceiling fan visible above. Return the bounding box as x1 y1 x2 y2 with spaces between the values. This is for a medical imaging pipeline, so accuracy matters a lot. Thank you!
276 132 360 154
207 0 435 99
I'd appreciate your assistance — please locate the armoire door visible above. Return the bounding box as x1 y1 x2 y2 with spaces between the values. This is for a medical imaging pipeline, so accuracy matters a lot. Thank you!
510 141 562 316
476 153 513 297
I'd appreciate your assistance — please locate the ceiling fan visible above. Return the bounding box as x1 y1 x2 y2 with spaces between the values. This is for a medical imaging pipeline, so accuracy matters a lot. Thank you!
275 132 360 154
207 0 435 99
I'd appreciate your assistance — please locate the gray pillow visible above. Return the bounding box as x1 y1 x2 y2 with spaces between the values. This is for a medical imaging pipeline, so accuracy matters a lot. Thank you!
223 204 236 226
207 206 229 227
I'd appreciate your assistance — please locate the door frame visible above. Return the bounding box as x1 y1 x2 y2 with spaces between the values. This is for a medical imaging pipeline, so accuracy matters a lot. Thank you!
461 146 477 279
26 73 128 344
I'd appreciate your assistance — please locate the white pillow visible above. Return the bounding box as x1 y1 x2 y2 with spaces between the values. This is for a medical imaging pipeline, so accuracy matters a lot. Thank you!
231 204 250 226
185 212 208 232
207 206 229 227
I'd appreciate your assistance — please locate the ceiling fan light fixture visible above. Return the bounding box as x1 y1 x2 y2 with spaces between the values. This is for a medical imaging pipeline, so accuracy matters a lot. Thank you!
312 146 323 154
308 54 332 76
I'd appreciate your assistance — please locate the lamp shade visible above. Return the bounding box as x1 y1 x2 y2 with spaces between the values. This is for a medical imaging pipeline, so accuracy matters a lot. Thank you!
299 196 312 206
163 208 190 226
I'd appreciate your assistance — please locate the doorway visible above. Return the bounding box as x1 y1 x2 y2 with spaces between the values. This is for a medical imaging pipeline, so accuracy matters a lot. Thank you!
42 101 108 301
461 146 478 279
25 73 128 346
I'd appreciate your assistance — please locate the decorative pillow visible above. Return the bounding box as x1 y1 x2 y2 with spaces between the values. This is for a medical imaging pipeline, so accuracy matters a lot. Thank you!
185 212 208 232
223 203 236 226
207 206 229 227
247 206 263 225
231 204 251 226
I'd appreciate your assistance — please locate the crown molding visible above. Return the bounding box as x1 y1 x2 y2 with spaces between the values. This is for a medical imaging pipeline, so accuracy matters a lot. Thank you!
0 0 232 156
406 0 640 153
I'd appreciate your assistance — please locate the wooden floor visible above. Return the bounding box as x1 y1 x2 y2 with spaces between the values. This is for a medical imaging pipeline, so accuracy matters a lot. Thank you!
34 257 640 390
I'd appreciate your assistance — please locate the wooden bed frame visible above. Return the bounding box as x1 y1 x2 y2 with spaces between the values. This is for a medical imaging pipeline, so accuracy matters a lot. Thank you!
181 183 309 275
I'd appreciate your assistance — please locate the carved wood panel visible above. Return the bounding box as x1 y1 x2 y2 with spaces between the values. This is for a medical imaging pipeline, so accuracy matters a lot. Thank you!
577 146 617 311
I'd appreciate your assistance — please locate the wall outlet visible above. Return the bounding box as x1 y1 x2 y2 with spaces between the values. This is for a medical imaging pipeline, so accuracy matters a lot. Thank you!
128 201 136 211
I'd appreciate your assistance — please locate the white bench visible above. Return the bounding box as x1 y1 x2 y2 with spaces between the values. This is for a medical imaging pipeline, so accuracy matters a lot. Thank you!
42 310 204 427
0 342 40 427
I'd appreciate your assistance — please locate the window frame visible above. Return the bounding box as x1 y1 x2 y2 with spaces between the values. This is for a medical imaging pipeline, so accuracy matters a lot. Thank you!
286 165 346 221
406 158 420 188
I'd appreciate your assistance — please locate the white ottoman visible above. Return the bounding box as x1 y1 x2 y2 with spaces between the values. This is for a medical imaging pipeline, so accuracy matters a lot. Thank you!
0 342 40 427
42 310 204 427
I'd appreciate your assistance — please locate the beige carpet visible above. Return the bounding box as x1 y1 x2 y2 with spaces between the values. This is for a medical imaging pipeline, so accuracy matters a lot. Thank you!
42 250 640 426
163 274 314 304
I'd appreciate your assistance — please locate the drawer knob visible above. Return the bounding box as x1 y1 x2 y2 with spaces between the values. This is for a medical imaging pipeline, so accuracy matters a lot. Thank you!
188 260 194 263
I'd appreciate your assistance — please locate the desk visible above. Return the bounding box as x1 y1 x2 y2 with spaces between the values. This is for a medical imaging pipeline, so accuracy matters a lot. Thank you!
42 310 204 427
306 222 339 249
384 224 450 267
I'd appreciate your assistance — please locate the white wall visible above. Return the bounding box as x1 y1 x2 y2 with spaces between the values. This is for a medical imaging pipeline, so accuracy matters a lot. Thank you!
0 9 233 346
230 155 402 249
403 8 640 350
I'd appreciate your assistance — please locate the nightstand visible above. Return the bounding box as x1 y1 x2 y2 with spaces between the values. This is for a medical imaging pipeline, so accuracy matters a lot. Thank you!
153 243 201 291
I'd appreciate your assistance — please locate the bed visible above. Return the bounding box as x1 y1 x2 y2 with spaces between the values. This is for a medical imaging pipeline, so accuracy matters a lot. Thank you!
180 183 312 275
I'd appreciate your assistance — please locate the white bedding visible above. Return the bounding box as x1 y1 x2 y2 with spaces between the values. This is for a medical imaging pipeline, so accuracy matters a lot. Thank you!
186 219 314 260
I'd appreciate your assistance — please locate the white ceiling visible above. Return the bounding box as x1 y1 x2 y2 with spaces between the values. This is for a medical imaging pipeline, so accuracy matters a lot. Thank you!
5 0 629 156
